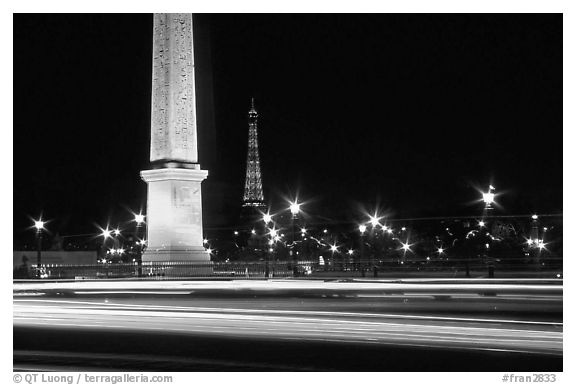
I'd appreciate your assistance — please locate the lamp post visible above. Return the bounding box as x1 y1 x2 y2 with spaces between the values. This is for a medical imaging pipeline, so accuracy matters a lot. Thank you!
289 201 300 276
481 185 496 278
134 213 145 277
482 185 495 213
33 219 45 278
262 212 273 278
112 228 122 259
358 224 367 276
100 228 112 261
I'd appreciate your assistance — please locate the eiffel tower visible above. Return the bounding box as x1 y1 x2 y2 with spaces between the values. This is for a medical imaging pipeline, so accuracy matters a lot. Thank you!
241 98 267 221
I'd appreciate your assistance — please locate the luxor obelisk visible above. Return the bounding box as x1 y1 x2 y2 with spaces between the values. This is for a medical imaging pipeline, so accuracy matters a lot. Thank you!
141 13 209 262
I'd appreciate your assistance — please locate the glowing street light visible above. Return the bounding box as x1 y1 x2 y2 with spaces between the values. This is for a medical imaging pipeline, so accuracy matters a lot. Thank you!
478 220 485 228
289 201 301 216
101 228 112 239
270 228 278 237
133 213 146 277
532 214 539 220
482 185 496 209
262 213 273 224
348 249 354 256
359 224 367 234
369 214 380 227
99 227 113 261
33 220 45 231
482 192 495 205
330 244 338 253
400 242 413 256
134 213 145 224
113 228 121 236
438 247 444 254
32 218 46 278
288 200 303 275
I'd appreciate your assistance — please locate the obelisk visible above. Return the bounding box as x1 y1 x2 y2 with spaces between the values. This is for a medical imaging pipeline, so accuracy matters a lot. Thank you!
141 13 209 262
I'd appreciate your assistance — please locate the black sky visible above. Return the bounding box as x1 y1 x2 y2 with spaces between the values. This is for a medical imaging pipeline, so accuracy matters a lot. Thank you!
13 14 562 244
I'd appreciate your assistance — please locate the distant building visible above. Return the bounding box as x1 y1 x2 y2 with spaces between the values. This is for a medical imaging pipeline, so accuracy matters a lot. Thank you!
13 251 97 268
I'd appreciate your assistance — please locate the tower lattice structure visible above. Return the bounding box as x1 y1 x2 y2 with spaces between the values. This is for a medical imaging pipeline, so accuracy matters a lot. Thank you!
242 98 266 209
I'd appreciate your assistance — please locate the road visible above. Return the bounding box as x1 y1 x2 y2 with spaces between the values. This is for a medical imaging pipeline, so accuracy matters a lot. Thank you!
13 279 563 371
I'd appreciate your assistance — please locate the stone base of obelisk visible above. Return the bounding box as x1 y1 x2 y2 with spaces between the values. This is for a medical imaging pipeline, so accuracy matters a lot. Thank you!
141 167 210 269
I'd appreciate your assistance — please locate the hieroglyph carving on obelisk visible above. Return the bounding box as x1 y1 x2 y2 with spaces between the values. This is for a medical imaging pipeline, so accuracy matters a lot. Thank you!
150 13 198 164
141 14 209 262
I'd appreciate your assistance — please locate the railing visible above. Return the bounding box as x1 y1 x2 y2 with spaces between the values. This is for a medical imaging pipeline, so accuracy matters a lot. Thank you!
12 256 562 280
13 261 300 280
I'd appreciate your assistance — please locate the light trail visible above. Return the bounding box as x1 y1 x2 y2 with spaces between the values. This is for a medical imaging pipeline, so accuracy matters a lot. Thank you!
14 298 563 326
13 298 562 356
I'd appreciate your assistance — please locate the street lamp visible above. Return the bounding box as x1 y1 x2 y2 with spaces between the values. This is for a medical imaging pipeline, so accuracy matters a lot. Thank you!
100 227 112 261
289 201 300 275
289 202 301 216
33 219 45 278
480 185 496 278
400 242 411 253
262 212 273 225
134 213 145 277
358 224 367 275
482 185 496 211
329 243 340 271
135 213 145 225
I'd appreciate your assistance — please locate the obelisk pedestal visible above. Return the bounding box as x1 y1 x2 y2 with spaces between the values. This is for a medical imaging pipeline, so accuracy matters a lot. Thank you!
141 14 210 264
141 167 208 262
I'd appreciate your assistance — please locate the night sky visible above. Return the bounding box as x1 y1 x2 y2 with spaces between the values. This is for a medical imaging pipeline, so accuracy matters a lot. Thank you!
13 14 562 244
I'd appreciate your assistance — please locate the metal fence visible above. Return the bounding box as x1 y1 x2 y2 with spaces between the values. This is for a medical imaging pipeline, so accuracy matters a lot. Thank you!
13 255 562 280
14 261 299 280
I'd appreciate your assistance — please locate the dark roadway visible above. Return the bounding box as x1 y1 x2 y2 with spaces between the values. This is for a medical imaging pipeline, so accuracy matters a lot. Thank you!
13 279 562 371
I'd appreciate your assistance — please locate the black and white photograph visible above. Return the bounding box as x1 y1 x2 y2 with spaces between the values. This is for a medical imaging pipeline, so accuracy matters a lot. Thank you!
9 5 568 379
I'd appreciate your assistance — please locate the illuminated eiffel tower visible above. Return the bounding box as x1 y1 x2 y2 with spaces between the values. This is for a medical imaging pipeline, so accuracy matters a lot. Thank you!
241 98 267 217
